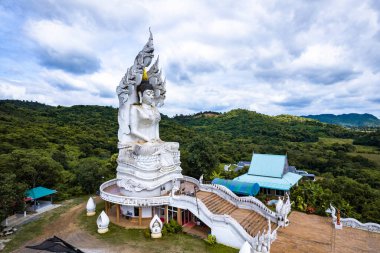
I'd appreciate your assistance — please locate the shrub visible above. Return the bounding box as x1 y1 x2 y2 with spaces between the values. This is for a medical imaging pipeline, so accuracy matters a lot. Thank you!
161 226 168 236
162 219 182 235
206 234 216 245
143 228 151 239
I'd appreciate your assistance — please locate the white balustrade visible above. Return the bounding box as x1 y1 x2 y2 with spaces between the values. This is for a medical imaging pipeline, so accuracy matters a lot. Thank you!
182 176 277 222
327 204 380 233
100 179 171 206
171 194 253 248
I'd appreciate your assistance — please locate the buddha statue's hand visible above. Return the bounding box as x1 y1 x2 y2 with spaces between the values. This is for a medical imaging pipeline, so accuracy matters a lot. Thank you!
156 138 164 143
149 138 163 143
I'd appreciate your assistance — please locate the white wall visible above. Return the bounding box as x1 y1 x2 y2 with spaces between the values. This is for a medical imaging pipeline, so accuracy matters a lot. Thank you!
142 207 152 218
170 196 247 249
212 224 245 249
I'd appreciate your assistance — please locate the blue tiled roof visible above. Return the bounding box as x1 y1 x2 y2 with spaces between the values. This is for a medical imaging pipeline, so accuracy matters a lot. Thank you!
248 153 287 178
233 172 302 191
237 161 251 167
234 166 244 172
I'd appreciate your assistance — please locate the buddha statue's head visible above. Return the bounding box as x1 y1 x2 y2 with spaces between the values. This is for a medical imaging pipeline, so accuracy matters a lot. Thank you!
138 81 155 106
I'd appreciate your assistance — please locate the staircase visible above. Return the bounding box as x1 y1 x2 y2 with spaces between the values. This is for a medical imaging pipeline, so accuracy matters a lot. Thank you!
196 191 275 237
196 191 237 215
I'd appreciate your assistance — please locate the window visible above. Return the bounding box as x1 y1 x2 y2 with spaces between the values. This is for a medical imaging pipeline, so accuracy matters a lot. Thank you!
275 190 284 196
134 207 139 217
261 188 271 195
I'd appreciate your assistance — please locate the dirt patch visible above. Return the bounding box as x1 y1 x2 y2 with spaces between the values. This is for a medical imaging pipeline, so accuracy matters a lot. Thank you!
272 211 380 253
11 199 125 253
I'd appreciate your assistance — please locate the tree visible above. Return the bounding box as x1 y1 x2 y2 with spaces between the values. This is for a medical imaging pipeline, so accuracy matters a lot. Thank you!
182 137 219 179
0 173 27 222
74 157 108 194
1 150 64 189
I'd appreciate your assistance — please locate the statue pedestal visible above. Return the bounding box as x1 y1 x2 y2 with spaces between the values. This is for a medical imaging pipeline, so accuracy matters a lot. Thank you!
335 222 343 230
116 142 183 198
98 228 109 234
151 232 162 238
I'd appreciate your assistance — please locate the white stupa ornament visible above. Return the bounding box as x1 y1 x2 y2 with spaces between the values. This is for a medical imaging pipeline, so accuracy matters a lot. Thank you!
97 210 110 234
149 214 163 238
86 197 96 216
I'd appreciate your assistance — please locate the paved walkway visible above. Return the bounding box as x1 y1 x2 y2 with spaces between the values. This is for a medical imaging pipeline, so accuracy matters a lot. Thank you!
1 205 61 228
272 211 380 253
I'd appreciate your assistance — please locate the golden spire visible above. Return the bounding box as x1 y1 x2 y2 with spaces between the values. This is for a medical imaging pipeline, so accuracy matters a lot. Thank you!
142 68 148 81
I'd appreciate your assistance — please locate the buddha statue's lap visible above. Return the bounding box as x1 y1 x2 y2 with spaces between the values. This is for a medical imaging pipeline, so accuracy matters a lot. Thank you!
132 141 179 156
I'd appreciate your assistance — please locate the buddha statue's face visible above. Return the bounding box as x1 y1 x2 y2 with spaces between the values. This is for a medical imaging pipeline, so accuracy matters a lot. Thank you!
142 89 154 106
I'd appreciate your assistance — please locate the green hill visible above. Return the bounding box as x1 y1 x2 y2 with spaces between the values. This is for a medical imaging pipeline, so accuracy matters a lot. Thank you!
303 113 380 127
0 100 379 223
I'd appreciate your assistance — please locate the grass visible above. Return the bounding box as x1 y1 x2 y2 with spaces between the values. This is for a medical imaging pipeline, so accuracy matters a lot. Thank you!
318 137 353 145
353 145 379 154
78 201 238 253
319 137 380 165
348 152 380 166
2 196 87 253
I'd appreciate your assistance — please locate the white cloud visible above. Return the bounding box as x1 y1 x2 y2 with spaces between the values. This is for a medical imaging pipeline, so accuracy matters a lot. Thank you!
0 0 379 118
0 80 26 99
25 19 95 54
292 44 346 68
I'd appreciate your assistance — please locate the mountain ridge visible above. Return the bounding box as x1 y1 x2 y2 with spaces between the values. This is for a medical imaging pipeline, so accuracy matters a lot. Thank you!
302 113 380 127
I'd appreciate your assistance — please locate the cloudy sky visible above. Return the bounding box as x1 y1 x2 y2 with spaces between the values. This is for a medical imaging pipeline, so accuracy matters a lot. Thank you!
1 0 379 117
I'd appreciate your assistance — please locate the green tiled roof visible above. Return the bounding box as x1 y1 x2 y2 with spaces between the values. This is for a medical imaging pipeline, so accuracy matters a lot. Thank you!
26 186 57 200
247 153 287 178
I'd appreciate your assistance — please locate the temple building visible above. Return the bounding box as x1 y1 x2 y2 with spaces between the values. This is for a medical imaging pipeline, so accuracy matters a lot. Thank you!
234 153 302 196
99 30 290 249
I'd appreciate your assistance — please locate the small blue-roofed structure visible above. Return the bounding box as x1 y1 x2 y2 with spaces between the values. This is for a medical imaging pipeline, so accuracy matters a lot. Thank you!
233 152 302 196
25 186 57 211
26 187 57 200
212 178 260 196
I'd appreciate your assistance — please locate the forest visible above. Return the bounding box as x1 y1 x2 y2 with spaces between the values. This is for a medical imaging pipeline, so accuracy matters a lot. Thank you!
0 100 379 223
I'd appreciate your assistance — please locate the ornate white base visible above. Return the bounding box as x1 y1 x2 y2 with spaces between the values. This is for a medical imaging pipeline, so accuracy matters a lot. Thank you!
116 141 183 198
87 211 96 216
151 232 162 238
335 223 343 230
98 227 109 234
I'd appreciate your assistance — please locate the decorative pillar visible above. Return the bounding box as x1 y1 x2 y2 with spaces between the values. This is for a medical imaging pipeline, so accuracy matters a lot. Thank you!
177 207 182 225
139 207 142 225
335 209 343 229
116 204 120 223
164 205 169 223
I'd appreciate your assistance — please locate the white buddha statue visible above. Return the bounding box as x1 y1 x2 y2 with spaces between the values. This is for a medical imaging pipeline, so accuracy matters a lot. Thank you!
115 30 182 196
130 81 161 144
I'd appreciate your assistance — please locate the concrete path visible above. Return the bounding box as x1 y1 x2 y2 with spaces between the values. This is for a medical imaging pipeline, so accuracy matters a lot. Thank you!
2 205 61 228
